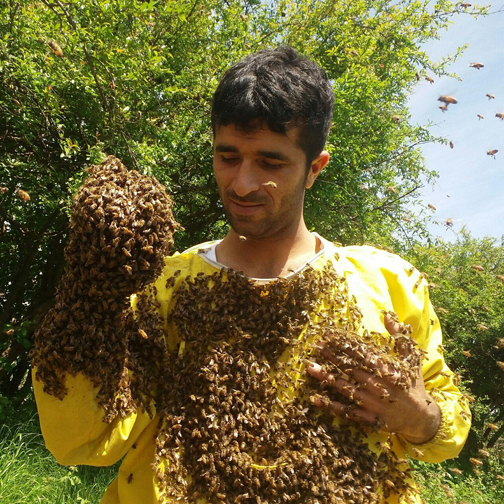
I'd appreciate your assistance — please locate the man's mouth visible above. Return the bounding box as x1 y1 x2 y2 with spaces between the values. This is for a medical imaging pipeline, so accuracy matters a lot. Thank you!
228 199 264 215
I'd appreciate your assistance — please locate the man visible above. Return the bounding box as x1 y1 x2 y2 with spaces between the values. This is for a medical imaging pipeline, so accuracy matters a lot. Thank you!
33 47 470 504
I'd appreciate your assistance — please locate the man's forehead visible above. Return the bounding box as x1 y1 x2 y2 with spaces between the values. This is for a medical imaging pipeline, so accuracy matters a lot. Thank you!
213 123 302 148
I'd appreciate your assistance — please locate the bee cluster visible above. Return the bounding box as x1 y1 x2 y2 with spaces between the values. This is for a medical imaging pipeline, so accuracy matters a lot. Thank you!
149 263 419 504
32 156 177 420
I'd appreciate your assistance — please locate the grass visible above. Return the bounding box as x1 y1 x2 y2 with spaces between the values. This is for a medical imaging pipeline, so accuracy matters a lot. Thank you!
0 403 117 504
1 399 502 504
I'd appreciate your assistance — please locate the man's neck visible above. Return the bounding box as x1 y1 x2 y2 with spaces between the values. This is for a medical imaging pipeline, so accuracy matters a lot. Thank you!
215 224 321 279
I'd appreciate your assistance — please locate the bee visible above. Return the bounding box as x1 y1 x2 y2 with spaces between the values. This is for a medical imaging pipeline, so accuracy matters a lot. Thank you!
488 423 499 431
391 115 401 122
47 40 63 57
497 475 504 481
138 329 148 339
403 217 412 223
17 189 31 202
469 62 484 69
438 95 458 105
497 361 504 371
411 447 424 458
469 458 483 466
462 350 471 358
461 3 472 7
449 141 454 149
477 114 484 120
439 105 448 112
495 275 504 284
425 77 434 84
445 217 453 227
427 203 436 211
476 323 488 331
239 235 247 242
495 113 504 120
387 186 397 194
496 338 504 348
449 467 463 475
415 72 420 81
486 93 495 100
460 411 470 420
471 264 484 272
126 473 133 483
1 186 8 193
478 449 490 458
487 149 498 158
262 181 277 188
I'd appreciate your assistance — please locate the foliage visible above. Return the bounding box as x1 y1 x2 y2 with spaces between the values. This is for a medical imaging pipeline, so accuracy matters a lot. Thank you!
0 1 490 410
406 229 504 461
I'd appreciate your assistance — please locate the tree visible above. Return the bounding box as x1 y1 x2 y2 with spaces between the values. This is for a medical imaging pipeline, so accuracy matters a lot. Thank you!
0 0 488 408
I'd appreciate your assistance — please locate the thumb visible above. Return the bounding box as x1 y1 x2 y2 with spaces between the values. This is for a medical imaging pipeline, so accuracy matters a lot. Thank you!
384 312 412 357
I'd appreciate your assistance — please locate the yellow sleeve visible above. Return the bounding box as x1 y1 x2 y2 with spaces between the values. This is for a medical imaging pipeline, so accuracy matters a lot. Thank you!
343 246 471 462
32 252 191 467
32 370 153 467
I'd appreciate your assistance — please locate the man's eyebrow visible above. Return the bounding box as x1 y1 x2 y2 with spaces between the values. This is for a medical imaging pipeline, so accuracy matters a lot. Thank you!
214 145 289 162
257 150 289 162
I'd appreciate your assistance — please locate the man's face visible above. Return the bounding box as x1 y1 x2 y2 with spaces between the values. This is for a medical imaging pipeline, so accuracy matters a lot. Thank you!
213 124 321 240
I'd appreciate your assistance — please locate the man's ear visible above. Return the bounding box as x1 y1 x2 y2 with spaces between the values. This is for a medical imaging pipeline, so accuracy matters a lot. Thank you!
305 151 330 189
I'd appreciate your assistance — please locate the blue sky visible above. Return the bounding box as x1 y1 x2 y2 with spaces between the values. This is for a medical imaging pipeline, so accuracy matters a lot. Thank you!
407 4 504 241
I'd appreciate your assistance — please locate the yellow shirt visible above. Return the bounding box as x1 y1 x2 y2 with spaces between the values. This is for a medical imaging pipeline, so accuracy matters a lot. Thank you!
33 241 471 504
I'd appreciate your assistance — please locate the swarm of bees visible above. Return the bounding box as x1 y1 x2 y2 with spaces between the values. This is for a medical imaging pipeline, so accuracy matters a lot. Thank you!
151 263 422 503
31 156 178 420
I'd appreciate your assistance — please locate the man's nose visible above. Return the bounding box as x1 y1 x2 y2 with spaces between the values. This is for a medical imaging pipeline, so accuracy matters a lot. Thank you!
231 160 261 197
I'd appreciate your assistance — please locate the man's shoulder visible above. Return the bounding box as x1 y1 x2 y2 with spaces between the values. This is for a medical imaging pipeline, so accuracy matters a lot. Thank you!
161 240 220 276
334 244 418 280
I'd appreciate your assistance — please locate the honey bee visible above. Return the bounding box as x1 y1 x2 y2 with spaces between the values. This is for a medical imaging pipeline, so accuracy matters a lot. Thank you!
449 467 463 475
461 3 472 7
495 113 504 120
439 105 448 112
427 203 436 211
477 114 484 120
471 264 484 272
469 62 484 69
486 93 495 100
495 275 504 284
391 115 401 122
478 449 490 458
476 323 488 331
47 40 63 57
262 181 277 188
488 423 499 431
445 217 453 227
469 458 483 466
497 361 504 371
449 141 454 149
127 473 133 483
239 235 247 242
17 189 31 202
462 350 471 358
425 77 434 84
438 95 458 105
487 149 498 159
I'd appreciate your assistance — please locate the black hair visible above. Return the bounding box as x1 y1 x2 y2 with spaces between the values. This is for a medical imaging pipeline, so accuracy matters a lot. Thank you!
211 46 334 165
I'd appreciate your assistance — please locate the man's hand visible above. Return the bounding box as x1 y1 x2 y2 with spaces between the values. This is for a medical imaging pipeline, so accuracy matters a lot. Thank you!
306 314 441 444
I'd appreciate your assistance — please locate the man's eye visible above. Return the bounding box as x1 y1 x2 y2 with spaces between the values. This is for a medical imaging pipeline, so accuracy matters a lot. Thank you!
221 156 239 163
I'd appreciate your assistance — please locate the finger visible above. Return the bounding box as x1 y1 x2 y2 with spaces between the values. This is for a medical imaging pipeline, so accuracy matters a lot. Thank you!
309 395 379 425
384 313 402 335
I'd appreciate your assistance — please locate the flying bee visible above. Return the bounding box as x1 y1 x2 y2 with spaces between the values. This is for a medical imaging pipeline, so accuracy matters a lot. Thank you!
486 93 495 100
488 423 499 431
477 114 484 120
471 264 484 272
469 62 484 69
469 458 483 466
462 350 471 358
445 217 453 227
438 95 458 105
487 149 498 158
495 112 504 120
476 323 488 331
461 3 472 7
427 203 436 211
126 473 133 483
17 189 31 202
449 141 454 149
425 77 434 84
449 467 463 475
478 449 490 458
391 115 401 122
47 40 63 57
439 105 448 112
